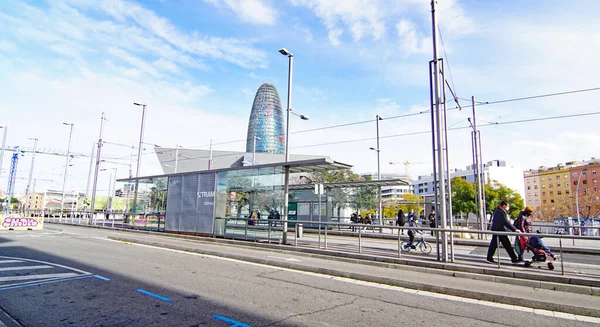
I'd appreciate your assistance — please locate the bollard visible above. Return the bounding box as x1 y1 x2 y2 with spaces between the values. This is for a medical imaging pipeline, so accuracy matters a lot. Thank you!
268 222 271 244
358 227 362 253
324 224 328 249
398 229 402 258
294 223 297 246
296 223 303 239
560 237 564 276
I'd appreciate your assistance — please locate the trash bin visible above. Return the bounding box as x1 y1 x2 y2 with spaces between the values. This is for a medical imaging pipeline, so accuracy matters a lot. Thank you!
297 223 303 238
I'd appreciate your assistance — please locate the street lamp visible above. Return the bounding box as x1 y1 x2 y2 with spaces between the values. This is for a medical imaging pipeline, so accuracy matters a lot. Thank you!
279 47 310 244
370 120 383 229
60 122 74 221
252 136 260 165
132 102 147 214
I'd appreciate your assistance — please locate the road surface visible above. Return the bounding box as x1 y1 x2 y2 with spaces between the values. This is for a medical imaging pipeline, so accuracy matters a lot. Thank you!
0 226 597 326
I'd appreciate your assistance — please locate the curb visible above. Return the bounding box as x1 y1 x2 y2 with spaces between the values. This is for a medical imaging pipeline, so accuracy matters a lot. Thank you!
46 223 600 290
112 237 600 318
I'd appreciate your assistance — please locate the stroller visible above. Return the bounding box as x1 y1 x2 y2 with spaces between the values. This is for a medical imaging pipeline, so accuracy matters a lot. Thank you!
520 234 558 270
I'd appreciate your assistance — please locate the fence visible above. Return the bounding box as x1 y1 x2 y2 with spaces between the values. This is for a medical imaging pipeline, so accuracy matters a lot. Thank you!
38 211 600 278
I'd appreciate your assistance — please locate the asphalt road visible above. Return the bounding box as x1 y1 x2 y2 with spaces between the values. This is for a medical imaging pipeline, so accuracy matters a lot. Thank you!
0 227 597 326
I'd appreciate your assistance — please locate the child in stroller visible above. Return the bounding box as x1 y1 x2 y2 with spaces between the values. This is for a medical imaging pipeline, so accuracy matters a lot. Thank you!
523 231 559 270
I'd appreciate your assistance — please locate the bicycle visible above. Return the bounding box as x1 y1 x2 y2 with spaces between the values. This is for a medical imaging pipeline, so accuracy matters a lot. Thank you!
401 234 432 254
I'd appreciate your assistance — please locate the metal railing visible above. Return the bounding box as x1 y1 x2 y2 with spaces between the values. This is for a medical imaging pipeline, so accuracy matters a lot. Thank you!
38 213 600 278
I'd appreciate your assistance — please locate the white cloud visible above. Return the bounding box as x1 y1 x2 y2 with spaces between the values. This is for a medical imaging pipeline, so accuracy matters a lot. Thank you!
289 0 386 45
204 0 278 25
0 40 17 52
396 19 430 55
57 0 268 69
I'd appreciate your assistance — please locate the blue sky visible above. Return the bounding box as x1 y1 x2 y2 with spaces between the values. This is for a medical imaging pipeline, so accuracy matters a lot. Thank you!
1 0 600 193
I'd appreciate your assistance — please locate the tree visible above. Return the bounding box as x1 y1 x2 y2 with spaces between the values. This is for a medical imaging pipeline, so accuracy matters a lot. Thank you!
307 170 366 217
451 177 476 217
148 179 168 212
484 180 524 218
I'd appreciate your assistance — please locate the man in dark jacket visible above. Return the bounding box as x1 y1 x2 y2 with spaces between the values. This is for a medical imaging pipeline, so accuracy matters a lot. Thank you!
486 200 521 264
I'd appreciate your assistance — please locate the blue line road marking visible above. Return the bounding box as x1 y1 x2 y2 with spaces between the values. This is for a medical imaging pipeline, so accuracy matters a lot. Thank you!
212 314 254 327
136 289 172 302
94 275 110 281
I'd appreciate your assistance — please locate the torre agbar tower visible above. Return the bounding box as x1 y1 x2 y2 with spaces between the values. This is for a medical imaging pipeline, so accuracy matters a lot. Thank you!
246 83 285 154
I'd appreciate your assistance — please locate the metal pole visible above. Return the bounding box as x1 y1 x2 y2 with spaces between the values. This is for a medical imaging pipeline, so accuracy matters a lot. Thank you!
24 138 38 213
318 184 322 248
60 123 74 220
85 142 95 199
282 52 293 244
133 103 146 215
429 61 440 261
442 71 454 262
472 96 485 234
283 166 290 244
431 0 449 262
0 126 6 186
376 115 383 228
90 113 106 225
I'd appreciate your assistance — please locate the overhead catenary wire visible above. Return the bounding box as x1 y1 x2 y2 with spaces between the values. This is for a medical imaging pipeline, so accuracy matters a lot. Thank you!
186 86 600 150
161 110 600 163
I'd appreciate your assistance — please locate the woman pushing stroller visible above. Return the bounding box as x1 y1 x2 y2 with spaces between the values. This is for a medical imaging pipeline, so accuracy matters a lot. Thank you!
514 206 558 269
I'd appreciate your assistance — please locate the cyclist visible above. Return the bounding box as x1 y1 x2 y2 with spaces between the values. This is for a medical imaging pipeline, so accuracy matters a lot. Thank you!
404 215 420 249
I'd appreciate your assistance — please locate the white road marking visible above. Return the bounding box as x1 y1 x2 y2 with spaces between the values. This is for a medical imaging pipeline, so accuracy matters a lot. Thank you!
267 256 301 262
0 265 53 272
113 240 600 324
0 273 80 282
0 256 91 275
0 260 22 264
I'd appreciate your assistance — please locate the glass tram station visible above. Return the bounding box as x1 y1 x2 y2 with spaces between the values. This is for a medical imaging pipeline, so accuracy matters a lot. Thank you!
118 156 408 243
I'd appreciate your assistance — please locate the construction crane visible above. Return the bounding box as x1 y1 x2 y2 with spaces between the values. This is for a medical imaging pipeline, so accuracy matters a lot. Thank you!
389 161 424 179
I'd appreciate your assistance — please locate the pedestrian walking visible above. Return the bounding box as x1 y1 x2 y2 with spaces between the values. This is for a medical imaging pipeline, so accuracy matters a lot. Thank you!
514 206 533 261
428 208 436 236
396 209 406 235
486 200 521 264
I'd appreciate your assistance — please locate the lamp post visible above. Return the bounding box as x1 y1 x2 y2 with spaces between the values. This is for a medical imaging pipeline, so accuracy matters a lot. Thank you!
24 137 39 215
375 115 383 227
132 102 147 214
370 145 383 228
252 136 260 165
60 122 74 221
279 47 309 244
90 113 107 224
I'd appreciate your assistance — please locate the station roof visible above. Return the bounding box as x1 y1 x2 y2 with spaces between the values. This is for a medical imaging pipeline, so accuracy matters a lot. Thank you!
117 158 353 183
289 178 410 190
